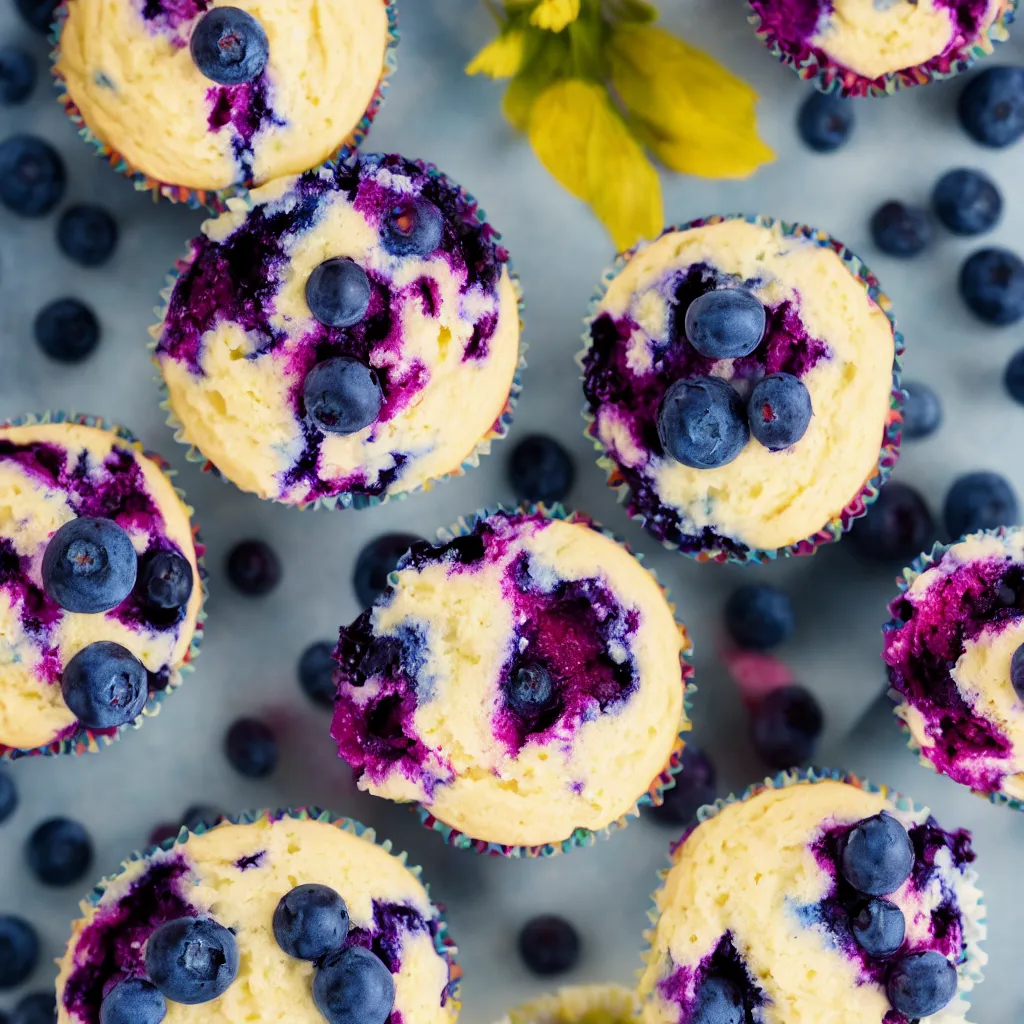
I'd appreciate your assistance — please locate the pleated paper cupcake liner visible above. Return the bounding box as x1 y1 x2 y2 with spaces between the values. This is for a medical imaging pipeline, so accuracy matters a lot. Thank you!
0 411 207 762
578 213 905 565
747 0 1018 98
408 502 696 858
49 0 400 211
495 984 639 1024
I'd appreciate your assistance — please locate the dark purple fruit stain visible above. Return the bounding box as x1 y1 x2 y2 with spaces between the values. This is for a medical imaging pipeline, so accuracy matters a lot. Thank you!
657 933 764 1023
235 850 265 871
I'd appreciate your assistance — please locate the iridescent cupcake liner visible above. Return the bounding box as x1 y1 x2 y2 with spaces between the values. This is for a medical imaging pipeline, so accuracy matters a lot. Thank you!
49 0 400 211
578 213 905 565
0 410 208 762
412 502 696 858
150 158 526 511
639 768 987 1017
748 0 1018 98
495 984 639 1024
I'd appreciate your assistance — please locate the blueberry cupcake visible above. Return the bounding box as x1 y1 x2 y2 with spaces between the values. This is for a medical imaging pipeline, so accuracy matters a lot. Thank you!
580 215 903 564
55 809 460 1024
639 770 986 1024
0 414 204 759
154 154 523 509
498 985 637 1024
332 506 694 855
748 0 1017 97
52 0 399 207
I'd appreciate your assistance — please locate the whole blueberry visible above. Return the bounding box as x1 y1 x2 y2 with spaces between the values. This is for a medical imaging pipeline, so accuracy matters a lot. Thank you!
61 641 149 729
958 66 1024 147
0 47 36 105
35 298 101 363
304 357 382 436
189 7 269 85
148 822 180 848
145 917 239 1004
749 685 824 770
0 916 39 989
26 817 93 886
692 975 743 1024
959 248 1024 324
353 533 421 607
0 135 65 216
517 915 580 976
944 471 1020 537
57 205 119 267
932 168 1002 236
313 946 395 1024
507 434 576 505
224 718 278 779
870 202 932 258
381 197 445 258
900 381 943 440
305 258 371 329
0 767 17 825
747 373 812 451
226 539 281 596
725 585 795 651
180 806 223 832
273 884 350 961
299 641 338 708
100 979 167 1024
851 898 905 959
650 743 717 828
840 813 914 896
506 662 556 718
1005 348 1024 404
684 288 766 359
887 951 958 1018
14 0 60 32
657 376 749 470
850 483 937 563
137 550 194 612
1012 643 1024 701
797 91 855 153
11 992 55 1024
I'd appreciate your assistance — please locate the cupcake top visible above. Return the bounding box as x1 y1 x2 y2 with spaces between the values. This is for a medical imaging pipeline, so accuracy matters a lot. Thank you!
500 985 638 1024
885 527 1024 801
581 217 898 559
0 421 202 755
54 0 393 194
331 508 689 849
55 813 458 1024
155 154 521 507
639 778 984 1024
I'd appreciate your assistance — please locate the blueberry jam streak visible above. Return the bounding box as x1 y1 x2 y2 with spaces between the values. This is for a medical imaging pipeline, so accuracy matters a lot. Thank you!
137 0 212 44
657 933 764 1023
235 850 265 871
883 552 1024 791
206 75 283 183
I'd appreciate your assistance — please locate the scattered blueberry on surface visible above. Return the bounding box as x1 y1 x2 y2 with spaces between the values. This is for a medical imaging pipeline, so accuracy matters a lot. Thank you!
0 46 36 105
180 806 224 832
725 585 795 651
224 718 278 779
148 822 180 848
692 975 744 1024
226 540 282 597
0 134 66 216
10 992 55 1024
900 381 942 440
61 641 149 730
851 898 905 959
958 66 1024 148
34 297 101 363
0 916 38 989
353 533 421 607
146 917 239 1004
304 357 382 436
137 550 194 612
313 946 395 1024
1005 348 1024 405
507 434 576 505
850 482 937 564
749 685 824 770
42 517 136 613
518 915 581 976
869 201 932 258
0 768 17 825
505 662 556 719
944 471 1020 537
57 204 119 267
932 168 1002 236
306 258 372 329
684 288 766 359
381 197 444 258
959 248 1024 324
190 6 269 85
796 91 855 153
26 817 93 887
649 743 717 828
273 884 350 961
657 376 749 470
298 641 338 708
840 813 914 897
886 951 958 1018
100 979 167 1024
14 0 60 32
747 373 812 451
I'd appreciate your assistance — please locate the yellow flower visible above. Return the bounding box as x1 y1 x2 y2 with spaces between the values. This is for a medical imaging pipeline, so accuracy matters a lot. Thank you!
466 28 528 78
529 0 581 32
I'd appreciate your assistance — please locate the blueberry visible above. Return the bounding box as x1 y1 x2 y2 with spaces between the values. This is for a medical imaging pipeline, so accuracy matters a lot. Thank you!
0 916 39 989
313 946 395 1024
299 641 338 708
849 482 937 563
305 259 371 329
148 822 180 848
57 205 119 267
1005 348 1024 404
747 373 812 452
189 7 269 85
100 979 167 1024
840 813 914 896
507 434 576 505
226 539 281 597
61 641 149 729
683 288 766 359
657 376 749 469
851 898 905 959
944 471 1020 537
26 817 93 886
0 767 17 825
797 91 855 153
0 135 66 216
517 915 580 976
505 662 556 718
137 550 194 612
34 298 101 363
273 884 350 961
224 718 278 779
692 975 743 1024
381 197 445 258
869 202 932 258
901 381 942 440
146 917 239 1004
1012 644 1024 701
0 47 36 105
304 357 382 436
13 0 58 32
353 533 421 607
886 951 958 1018
650 743 716 828
180 806 224 832
958 66 1024 147
959 248 1024 324
725 585 795 651
749 685 823 770
932 168 1002 236
10 992 55 1024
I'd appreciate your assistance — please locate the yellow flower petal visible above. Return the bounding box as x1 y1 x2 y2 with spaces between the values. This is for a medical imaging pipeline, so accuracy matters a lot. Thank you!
529 0 581 33
466 28 528 78
527 78 598 200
